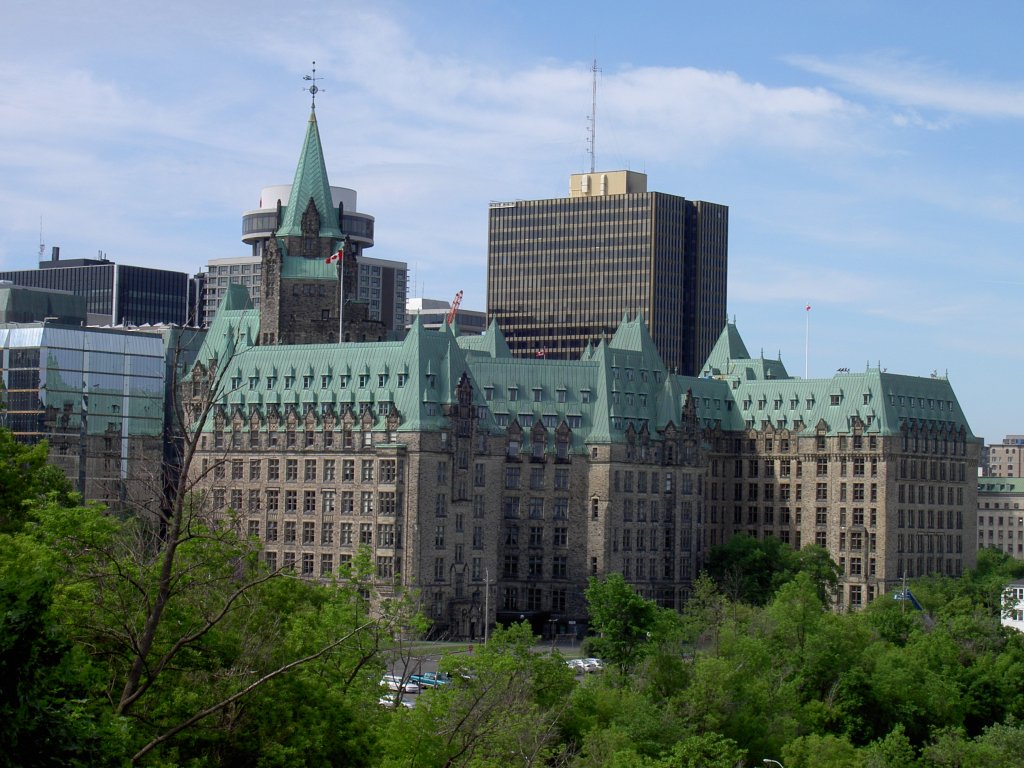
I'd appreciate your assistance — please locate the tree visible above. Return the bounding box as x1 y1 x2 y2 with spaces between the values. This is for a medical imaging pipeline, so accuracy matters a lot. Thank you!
379 622 575 767
585 574 659 673
2 319 423 764
705 537 839 607
0 428 73 534
0 528 127 767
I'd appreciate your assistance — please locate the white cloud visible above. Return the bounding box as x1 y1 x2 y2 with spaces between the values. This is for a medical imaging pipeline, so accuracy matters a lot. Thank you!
788 52 1024 118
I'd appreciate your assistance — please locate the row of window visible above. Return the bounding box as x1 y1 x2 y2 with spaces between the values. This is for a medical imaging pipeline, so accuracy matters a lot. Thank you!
213 488 402 516
213 457 402 483
248 519 400 547
263 550 398 579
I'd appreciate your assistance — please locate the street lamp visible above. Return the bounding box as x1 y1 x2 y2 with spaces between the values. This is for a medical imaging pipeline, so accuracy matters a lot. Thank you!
763 760 785 768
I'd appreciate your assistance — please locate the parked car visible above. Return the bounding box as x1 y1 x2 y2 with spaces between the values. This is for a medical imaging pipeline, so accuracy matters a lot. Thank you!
581 658 604 673
410 671 451 688
379 693 415 709
565 658 587 674
381 674 420 694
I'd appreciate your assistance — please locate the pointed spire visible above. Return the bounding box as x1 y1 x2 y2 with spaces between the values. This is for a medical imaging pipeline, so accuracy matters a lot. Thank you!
276 111 343 239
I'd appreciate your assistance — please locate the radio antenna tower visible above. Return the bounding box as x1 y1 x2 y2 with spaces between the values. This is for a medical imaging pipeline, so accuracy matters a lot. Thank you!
586 59 601 173
38 216 44 260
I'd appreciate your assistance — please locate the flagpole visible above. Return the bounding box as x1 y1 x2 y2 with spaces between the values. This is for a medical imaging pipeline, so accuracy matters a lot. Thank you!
804 304 811 378
326 241 346 343
342 256 350 342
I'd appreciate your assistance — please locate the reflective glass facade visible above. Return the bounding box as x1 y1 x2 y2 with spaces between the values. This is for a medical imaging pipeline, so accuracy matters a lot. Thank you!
487 191 728 375
0 324 166 508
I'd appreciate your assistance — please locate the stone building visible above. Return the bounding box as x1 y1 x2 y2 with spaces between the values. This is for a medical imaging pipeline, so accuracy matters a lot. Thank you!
977 477 1024 558
184 108 979 638
698 327 979 610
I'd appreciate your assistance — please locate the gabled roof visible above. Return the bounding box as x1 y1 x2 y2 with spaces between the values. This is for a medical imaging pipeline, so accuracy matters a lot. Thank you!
276 110 343 239
701 322 752 377
456 319 512 359
608 312 666 373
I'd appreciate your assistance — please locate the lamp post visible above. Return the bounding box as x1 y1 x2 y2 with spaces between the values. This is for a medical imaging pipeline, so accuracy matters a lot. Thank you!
763 759 785 768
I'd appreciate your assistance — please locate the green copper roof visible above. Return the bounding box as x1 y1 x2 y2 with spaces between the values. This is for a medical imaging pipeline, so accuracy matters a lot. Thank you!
457 319 513 358
190 294 975 445
277 110 343 240
978 478 1024 495
701 322 753 377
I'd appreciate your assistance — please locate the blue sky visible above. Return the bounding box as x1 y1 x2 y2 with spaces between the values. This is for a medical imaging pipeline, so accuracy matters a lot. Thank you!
1 0 1022 443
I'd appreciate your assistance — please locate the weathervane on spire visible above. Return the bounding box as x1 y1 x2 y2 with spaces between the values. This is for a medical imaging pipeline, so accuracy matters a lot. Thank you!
303 61 324 110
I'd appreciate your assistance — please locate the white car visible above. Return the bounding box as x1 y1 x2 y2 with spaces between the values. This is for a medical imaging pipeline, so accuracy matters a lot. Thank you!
381 674 420 694
379 693 415 709
581 658 604 673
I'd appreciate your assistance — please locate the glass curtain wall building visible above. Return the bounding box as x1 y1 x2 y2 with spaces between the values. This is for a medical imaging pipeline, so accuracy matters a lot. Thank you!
0 323 166 512
486 171 727 375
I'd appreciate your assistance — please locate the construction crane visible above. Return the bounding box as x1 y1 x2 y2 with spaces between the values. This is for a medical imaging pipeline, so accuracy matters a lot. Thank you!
446 290 463 325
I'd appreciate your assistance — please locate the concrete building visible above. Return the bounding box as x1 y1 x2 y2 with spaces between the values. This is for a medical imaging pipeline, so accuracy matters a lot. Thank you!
0 250 200 327
406 297 487 335
983 435 1024 478
200 256 262 326
977 477 1024 558
486 170 727 376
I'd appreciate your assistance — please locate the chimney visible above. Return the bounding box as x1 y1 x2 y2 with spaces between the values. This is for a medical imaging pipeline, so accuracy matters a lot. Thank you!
51 246 60 261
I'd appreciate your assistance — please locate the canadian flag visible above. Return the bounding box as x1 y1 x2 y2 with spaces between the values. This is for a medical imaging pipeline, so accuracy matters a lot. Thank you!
325 248 343 264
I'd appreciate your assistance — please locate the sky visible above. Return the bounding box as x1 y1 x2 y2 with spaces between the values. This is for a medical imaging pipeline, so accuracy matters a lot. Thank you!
1 0 1022 443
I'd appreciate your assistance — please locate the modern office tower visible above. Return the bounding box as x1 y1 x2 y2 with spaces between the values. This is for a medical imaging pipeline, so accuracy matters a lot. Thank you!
486 170 727 375
977 478 1024 558
353 255 409 337
0 249 199 326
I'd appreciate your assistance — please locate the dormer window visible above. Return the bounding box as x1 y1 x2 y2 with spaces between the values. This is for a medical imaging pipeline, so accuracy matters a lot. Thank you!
485 386 494 401
508 387 518 401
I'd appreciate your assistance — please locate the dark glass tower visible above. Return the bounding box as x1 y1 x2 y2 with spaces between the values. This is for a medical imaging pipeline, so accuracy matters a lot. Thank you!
486 171 727 375
0 253 196 326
